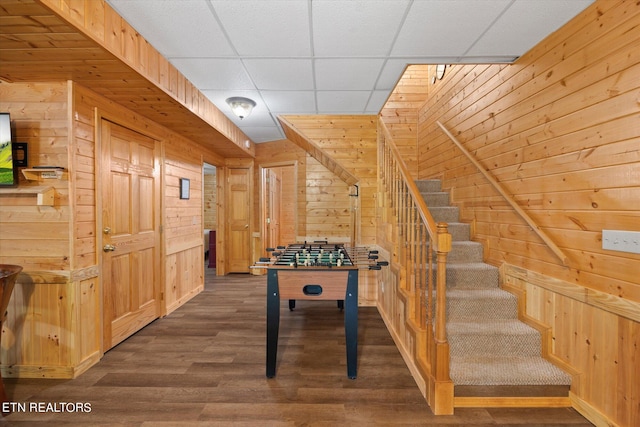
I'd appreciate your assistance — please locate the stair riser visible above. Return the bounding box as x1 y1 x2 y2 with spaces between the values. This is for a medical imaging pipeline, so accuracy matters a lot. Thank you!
445 297 518 320
431 265 500 290
429 206 460 223
414 180 442 193
428 243 484 263
420 192 449 207
449 334 542 357
448 223 471 241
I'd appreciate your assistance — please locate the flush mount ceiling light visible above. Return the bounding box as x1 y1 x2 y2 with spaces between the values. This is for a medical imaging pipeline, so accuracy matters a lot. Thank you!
226 96 256 120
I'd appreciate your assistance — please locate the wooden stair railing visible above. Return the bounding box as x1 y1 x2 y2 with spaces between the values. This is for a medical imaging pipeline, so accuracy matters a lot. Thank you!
436 121 570 267
378 118 453 415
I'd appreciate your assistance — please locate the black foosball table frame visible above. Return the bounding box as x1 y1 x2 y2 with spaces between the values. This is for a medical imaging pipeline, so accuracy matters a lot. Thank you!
256 242 388 380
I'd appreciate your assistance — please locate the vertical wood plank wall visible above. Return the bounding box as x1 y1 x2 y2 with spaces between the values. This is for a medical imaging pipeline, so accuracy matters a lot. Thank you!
0 81 218 377
281 115 378 245
203 170 217 230
412 1 638 425
254 121 379 306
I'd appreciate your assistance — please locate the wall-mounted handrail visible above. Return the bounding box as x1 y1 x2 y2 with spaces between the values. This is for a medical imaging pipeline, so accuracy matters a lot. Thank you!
436 121 570 266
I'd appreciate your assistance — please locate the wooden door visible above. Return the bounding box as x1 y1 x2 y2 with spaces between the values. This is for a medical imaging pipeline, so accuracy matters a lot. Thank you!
101 119 160 350
267 169 282 248
227 167 251 272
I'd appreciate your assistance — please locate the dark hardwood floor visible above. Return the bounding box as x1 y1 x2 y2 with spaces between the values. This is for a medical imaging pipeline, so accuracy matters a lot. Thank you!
1 267 593 426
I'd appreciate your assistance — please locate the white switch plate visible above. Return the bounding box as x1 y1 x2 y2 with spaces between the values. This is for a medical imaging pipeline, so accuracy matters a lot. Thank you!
602 230 640 254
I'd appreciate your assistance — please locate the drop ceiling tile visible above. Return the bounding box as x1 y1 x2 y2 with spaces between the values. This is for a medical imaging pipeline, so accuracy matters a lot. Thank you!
312 0 411 57
261 91 317 113
376 59 410 90
317 91 371 113
244 126 286 143
244 59 314 90
366 90 392 113
230 110 278 129
171 58 254 90
107 0 234 57
392 0 510 57
468 0 595 56
211 0 311 56
315 58 385 90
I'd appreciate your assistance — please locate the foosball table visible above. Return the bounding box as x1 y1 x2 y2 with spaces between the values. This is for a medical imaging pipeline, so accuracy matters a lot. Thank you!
254 242 388 379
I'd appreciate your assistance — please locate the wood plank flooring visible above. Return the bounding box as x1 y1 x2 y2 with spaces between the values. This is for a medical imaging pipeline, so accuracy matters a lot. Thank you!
1 268 593 426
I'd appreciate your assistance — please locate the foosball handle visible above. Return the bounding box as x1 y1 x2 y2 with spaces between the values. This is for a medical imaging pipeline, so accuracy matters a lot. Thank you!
377 261 389 266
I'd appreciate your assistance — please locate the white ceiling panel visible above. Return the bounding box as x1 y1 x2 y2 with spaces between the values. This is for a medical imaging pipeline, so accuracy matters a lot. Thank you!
366 90 392 113
105 0 595 143
312 0 411 57
315 58 386 90
468 0 596 56
108 0 234 57
171 58 254 89
261 91 317 113
244 126 285 143
317 91 372 113
212 0 311 57
243 59 315 90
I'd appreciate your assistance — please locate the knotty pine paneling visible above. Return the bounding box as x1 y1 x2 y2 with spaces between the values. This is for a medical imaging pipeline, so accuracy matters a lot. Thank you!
282 115 378 245
379 65 429 177
409 1 639 425
504 265 639 427
0 80 217 378
254 138 377 305
417 0 639 290
203 170 217 230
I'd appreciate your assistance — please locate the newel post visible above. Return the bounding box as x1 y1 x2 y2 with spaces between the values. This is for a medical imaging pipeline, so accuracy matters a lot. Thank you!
433 222 454 415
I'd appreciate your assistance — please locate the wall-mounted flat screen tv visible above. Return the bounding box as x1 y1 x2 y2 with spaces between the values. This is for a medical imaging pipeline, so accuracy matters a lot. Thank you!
0 112 18 187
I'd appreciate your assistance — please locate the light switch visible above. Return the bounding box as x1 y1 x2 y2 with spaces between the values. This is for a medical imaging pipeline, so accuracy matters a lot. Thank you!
602 230 640 254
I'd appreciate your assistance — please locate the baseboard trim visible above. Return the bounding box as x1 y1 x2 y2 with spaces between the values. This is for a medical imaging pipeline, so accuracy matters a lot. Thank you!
454 396 571 408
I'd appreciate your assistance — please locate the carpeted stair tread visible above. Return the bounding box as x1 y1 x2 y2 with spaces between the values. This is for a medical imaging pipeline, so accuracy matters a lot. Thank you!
448 320 543 357
418 178 571 389
439 263 501 289
446 288 518 320
450 356 572 386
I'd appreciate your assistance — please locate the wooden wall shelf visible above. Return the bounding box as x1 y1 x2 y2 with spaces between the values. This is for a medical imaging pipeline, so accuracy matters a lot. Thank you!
21 168 64 181
0 185 56 206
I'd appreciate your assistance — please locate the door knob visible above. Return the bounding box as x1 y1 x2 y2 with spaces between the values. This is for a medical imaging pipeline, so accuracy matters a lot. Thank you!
103 227 111 234
103 244 116 252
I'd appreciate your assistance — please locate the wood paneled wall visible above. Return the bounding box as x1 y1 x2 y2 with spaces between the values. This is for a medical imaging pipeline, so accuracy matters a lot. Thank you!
203 170 217 230
281 115 378 245
380 66 429 176
410 1 638 425
0 80 218 377
255 126 379 306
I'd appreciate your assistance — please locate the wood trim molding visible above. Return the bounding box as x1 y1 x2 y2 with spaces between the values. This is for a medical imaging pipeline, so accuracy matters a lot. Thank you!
503 264 640 323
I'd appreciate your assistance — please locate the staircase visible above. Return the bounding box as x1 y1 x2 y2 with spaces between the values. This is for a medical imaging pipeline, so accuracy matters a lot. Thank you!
416 179 571 388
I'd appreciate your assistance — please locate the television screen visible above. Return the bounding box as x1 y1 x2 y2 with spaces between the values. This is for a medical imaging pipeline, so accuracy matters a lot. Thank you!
0 112 17 187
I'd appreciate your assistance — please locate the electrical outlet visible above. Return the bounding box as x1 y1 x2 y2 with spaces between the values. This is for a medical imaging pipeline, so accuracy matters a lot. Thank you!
602 230 640 254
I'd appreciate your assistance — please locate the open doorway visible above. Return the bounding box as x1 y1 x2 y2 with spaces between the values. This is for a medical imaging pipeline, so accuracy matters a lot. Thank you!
203 163 216 269
262 164 296 249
